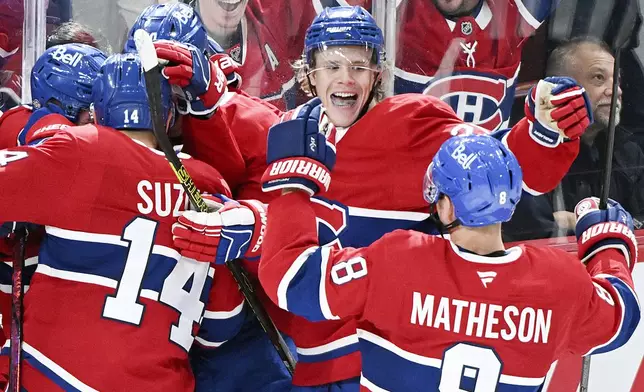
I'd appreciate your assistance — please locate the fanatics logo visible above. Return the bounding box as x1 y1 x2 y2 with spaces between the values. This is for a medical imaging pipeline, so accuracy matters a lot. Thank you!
461 21 473 36
477 271 497 288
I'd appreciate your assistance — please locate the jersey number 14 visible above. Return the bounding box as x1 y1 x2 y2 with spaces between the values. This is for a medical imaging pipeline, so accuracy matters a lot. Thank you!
102 217 209 351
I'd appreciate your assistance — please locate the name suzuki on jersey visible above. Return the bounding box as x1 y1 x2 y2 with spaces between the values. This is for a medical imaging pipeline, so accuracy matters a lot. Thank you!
411 292 552 344
50 46 83 67
137 180 190 218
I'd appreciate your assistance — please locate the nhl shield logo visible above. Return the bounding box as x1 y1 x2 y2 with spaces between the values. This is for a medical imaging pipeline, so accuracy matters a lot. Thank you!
461 21 473 35
229 44 242 63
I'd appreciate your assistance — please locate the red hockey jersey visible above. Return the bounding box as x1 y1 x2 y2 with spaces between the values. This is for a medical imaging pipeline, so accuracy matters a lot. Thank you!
260 191 641 392
270 94 582 385
182 91 278 200
394 0 554 131
189 92 583 386
0 106 70 347
0 125 240 391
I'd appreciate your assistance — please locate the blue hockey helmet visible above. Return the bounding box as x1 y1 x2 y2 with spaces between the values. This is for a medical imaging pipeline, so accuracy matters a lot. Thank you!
423 135 523 227
92 53 173 131
30 43 107 122
124 2 208 53
304 6 384 65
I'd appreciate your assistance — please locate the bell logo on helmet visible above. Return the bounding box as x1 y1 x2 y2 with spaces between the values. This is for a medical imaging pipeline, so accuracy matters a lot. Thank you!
451 142 477 170
50 47 82 67
172 8 193 25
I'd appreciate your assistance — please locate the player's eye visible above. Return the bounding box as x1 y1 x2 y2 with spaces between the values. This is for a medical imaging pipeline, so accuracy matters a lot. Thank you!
350 66 369 73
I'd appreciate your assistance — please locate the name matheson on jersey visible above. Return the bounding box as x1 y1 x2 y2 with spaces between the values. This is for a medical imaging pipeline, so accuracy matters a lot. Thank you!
411 292 552 344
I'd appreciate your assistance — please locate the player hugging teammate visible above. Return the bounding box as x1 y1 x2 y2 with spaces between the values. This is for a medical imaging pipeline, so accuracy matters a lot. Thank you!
0 2 640 392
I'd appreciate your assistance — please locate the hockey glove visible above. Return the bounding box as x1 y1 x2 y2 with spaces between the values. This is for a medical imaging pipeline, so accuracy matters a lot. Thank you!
154 40 227 117
261 97 337 196
172 194 267 264
574 197 637 270
210 52 242 89
525 77 593 148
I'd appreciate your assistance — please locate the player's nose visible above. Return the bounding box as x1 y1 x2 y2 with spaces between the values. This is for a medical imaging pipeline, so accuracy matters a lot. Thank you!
337 66 354 84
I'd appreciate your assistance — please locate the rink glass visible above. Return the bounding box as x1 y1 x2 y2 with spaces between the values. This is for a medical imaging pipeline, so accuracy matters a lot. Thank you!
1 0 643 389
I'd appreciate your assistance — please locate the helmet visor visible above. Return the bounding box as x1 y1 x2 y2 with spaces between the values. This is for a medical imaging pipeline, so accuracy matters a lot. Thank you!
423 162 440 205
307 45 380 78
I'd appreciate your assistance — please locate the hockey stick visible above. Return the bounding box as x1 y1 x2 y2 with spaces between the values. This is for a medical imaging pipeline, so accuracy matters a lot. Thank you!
133 29 296 375
8 227 27 392
579 40 624 392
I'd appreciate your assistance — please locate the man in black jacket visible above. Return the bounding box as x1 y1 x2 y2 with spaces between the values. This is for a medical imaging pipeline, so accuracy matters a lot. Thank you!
504 37 644 241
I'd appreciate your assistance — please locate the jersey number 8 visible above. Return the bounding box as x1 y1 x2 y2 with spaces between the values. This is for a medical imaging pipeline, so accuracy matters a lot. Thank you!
330 256 367 285
439 343 503 391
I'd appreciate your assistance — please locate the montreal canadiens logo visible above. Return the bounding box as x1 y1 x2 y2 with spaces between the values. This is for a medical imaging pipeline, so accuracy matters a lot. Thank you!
423 73 509 131
575 197 599 218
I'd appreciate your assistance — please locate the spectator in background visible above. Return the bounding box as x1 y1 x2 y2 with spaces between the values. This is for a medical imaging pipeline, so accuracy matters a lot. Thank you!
394 0 558 131
504 37 644 241
195 0 315 109
548 37 644 229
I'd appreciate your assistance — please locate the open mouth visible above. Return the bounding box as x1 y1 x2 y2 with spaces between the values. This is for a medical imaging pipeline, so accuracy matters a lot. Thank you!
216 0 243 12
330 92 358 107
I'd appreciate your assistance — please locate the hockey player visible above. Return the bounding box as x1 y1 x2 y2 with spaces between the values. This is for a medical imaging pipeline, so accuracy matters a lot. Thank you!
0 53 239 391
124 2 281 199
0 43 107 150
0 43 107 347
311 0 557 130
169 5 595 390
257 134 639 391
122 6 296 391
174 134 641 391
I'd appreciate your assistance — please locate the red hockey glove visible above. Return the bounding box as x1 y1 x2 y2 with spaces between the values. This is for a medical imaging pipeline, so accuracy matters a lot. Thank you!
261 98 337 196
525 77 593 148
210 53 242 89
154 40 227 116
172 194 267 264
575 197 637 270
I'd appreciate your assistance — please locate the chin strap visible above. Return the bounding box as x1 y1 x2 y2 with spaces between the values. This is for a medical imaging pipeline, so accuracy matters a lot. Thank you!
429 203 462 238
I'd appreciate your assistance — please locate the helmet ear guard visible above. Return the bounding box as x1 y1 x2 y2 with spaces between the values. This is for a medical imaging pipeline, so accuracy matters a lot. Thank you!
423 168 462 233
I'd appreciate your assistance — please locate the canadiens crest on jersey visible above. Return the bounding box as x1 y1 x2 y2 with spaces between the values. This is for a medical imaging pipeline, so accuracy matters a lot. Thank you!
423 73 511 131
461 21 473 36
